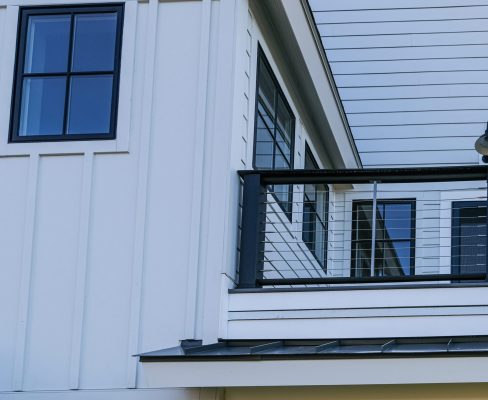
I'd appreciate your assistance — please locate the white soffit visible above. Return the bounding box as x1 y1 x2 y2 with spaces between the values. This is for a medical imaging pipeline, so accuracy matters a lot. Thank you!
141 357 488 388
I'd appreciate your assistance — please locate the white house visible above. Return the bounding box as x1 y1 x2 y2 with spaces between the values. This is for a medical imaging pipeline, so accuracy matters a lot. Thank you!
1 1 488 400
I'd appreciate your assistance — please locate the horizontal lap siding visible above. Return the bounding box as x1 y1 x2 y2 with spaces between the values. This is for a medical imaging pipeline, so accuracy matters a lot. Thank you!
310 0 487 167
227 286 488 339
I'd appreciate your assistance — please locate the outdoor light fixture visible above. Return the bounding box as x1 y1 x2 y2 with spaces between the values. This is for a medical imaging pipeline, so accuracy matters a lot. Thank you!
475 122 488 163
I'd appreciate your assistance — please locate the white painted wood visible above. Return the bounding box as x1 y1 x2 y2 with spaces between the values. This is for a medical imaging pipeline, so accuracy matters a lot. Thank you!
125 0 157 389
229 286 488 311
136 0 203 351
69 153 94 390
184 0 212 341
310 0 488 166
23 155 84 390
227 285 488 339
79 153 138 389
228 314 488 339
12 154 38 391
0 388 202 400
0 156 30 391
198 0 238 345
142 357 488 387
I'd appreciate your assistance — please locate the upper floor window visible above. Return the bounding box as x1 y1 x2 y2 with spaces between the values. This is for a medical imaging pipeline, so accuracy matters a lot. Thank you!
10 4 124 142
452 201 486 276
302 144 328 271
351 200 415 278
253 46 295 218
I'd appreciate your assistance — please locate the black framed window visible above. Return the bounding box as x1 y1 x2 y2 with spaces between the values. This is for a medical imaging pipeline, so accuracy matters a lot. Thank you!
10 4 124 142
451 201 486 276
302 144 328 271
351 200 415 277
253 45 295 219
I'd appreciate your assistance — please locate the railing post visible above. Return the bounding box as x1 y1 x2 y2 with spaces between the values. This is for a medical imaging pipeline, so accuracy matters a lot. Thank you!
238 174 266 288
370 181 378 277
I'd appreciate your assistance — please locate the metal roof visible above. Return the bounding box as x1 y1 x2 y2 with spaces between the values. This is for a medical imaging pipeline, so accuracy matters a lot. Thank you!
139 336 488 362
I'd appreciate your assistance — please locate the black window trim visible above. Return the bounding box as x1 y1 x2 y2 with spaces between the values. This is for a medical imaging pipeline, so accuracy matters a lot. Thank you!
252 44 296 221
351 198 416 278
451 200 486 277
9 3 125 143
302 142 329 272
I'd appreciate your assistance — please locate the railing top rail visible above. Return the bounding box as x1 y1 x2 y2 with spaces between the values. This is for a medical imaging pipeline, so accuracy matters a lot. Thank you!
238 165 488 185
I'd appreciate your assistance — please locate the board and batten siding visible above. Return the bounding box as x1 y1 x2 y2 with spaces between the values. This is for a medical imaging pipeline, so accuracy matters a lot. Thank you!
0 0 235 398
310 0 487 167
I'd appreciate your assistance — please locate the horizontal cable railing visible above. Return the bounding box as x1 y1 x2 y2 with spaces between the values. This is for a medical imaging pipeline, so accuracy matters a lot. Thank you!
236 166 488 288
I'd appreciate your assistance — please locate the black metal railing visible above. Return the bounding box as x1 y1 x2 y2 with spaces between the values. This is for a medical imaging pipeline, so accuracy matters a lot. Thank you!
237 166 488 288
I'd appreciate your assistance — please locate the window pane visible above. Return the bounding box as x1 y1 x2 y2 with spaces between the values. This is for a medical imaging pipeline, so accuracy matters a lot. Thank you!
67 75 113 134
272 184 292 216
355 204 373 241
384 203 413 240
258 59 275 112
274 153 290 169
276 95 293 141
276 131 291 163
458 205 486 274
255 155 273 169
72 13 118 72
19 77 66 136
383 241 411 276
24 15 71 73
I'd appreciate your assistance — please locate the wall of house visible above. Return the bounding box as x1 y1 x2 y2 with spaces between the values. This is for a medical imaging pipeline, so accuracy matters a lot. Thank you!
0 0 237 397
309 0 485 167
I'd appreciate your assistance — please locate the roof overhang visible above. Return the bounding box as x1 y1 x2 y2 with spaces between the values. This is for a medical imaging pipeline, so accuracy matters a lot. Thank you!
139 338 488 388
249 0 361 169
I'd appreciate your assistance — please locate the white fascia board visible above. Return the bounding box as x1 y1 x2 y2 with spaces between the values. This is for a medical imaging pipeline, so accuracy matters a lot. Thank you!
278 1 361 169
141 357 488 388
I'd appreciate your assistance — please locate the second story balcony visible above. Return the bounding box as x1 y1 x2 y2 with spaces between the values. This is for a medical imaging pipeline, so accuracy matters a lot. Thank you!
229 166 488 340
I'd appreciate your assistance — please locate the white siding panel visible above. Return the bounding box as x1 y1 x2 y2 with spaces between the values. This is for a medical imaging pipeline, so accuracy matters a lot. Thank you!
327 44 488 62
138 0 202 352
332 58 488 75
352 124 484 140
335 71 488 88
23 155 84 390
361 150 477 166
227 286 488 339
309 0 488 10
313 5 488 24
320 19 488 37
357 137 476 153
79 154 137 389
326 32 488 50
0 157 29 391
344 97 488 113
348 110 488 126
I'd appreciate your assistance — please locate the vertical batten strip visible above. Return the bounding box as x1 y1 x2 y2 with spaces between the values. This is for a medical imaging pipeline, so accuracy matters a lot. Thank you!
68 152 94 389
125 0 158 389
199 0 238 345
12 154 39 391
184 0 213 341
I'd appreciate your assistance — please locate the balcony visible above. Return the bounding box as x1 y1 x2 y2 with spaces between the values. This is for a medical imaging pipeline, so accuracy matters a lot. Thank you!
228 166 488 340
237 166 488 288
